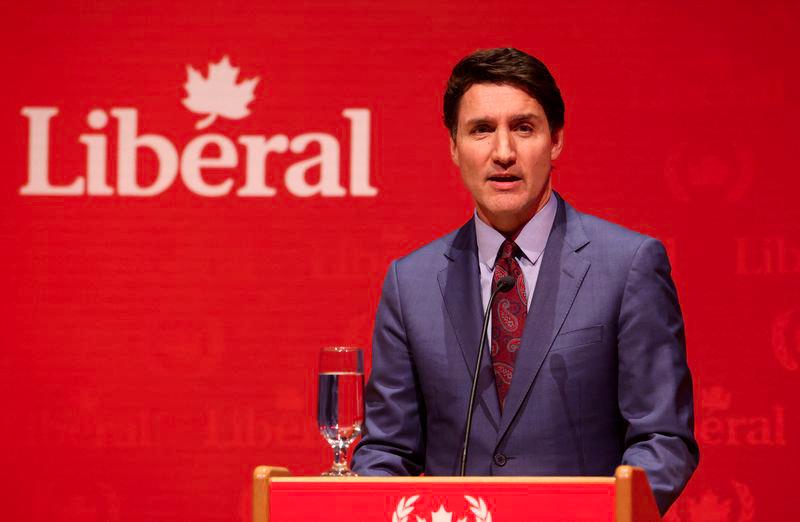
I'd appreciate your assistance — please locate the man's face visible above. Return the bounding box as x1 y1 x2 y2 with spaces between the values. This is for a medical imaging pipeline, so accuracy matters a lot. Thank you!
450 83 564 235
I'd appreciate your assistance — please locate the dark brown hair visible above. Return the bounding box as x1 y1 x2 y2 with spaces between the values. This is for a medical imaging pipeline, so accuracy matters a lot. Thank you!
443 48 565 138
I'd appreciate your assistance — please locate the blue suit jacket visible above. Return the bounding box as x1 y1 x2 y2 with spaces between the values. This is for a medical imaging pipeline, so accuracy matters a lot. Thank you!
352 194 698 514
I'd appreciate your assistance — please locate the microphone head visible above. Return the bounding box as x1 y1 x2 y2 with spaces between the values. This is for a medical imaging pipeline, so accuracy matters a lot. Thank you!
497 275 516 292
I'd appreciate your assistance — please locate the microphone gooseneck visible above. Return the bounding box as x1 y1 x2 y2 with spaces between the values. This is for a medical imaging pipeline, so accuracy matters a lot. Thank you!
459 274 516 476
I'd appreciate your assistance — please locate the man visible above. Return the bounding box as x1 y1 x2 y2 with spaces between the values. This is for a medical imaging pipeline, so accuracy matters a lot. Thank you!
351 48 698 515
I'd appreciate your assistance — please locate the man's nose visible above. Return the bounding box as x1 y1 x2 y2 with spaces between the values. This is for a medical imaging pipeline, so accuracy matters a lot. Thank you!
492 128 516 168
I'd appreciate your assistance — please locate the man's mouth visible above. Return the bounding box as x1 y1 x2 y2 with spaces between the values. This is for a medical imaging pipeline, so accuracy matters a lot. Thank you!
487 173 522 183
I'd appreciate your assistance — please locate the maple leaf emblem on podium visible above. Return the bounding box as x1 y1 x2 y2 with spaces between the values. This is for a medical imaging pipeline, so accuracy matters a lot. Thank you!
416 505 467 522
182 56 259 129
392 496 491 522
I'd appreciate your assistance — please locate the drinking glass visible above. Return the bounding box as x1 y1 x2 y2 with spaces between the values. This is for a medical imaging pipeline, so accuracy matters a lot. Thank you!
317 346 364 476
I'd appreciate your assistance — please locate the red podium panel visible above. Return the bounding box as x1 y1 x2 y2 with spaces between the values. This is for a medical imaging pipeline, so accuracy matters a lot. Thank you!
253 466 661 522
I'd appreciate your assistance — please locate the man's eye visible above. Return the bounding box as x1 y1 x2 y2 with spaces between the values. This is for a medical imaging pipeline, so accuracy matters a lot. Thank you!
516 124 534 133
472 125 492 134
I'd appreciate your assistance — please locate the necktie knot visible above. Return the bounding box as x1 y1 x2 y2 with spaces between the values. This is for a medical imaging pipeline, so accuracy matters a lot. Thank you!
498 239 519 261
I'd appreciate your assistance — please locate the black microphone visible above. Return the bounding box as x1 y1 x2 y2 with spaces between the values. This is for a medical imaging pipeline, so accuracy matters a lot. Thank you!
459 274 516 476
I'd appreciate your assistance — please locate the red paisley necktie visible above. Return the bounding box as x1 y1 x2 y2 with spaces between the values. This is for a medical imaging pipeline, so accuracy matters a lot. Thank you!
491 239 528 410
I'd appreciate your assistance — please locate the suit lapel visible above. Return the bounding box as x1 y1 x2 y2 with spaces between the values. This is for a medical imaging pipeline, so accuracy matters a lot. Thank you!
438 220 502 428
496 195 591 443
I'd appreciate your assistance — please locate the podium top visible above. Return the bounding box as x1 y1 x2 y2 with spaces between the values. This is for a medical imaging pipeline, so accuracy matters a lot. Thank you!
253 466 660 522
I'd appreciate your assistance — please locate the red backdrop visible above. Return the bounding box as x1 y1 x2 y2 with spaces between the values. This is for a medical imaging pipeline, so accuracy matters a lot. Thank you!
1 1 797 521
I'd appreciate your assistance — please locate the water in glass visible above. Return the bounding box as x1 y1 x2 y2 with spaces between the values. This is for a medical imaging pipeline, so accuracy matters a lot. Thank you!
317 347 364 476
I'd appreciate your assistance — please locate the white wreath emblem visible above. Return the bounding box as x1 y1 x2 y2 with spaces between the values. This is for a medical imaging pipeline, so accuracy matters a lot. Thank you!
392 495 420 522
465 496 492 522
390 495 492 522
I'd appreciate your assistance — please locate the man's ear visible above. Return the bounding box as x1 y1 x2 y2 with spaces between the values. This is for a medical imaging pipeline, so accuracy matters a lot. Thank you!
449 134 459 166
550 128 564 161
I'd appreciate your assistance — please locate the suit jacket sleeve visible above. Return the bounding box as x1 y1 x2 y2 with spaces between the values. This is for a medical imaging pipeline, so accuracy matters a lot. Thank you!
351 260 426 475
617 237 699 514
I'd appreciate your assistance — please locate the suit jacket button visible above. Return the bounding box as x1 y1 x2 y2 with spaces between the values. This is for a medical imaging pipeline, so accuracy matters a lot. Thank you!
493 453 507 466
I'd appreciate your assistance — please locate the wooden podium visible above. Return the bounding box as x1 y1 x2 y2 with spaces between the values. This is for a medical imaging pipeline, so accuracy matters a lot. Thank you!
252 465 661 522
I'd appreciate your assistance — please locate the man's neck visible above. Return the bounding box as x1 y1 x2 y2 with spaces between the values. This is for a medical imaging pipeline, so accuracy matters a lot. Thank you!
477 188 553 240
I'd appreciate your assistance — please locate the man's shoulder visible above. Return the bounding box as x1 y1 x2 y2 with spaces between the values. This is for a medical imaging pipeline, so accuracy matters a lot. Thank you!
573 207 647 243
565 200 667 262
391 220 472 274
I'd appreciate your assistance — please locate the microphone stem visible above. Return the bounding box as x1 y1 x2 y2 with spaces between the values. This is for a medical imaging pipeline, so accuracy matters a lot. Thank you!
459 284 502 476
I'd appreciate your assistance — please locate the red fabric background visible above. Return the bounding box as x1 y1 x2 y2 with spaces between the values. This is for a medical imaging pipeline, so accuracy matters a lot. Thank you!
1 1 797 520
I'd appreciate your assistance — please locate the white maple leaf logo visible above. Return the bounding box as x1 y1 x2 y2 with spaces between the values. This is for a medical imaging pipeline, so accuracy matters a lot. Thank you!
182 56 259 130
393 497 488 522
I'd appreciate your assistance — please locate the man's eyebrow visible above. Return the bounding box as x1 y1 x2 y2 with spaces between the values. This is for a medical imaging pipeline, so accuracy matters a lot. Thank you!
465 117 493 127
464 113 543 126
509 113 543 123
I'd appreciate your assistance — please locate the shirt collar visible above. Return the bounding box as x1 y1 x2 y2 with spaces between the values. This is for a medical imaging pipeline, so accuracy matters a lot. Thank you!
474 193 557 270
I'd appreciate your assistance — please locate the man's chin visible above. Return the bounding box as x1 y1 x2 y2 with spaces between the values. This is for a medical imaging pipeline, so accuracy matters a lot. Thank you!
481 198 532 218
476 204 536 230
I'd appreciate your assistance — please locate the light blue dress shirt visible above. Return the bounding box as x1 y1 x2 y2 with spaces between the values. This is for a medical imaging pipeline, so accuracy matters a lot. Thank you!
474 193 557 319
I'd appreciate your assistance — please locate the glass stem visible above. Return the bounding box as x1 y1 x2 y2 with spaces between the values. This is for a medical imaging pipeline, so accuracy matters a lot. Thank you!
333 442 348 470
